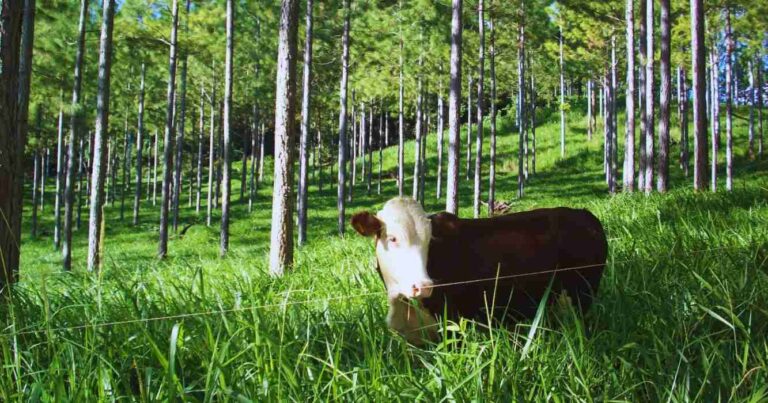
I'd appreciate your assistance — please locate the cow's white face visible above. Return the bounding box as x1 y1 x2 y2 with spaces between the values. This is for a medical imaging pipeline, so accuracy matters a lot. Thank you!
351 197 434 301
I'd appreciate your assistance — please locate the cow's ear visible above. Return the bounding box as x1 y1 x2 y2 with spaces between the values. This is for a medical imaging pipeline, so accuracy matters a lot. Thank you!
431 212 460 237
351 211 382 237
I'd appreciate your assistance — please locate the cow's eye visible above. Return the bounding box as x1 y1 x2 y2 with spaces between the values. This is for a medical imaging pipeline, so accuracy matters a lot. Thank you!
387 236 398 245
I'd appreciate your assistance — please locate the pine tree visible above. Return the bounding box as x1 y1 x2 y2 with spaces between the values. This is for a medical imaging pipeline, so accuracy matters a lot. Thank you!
445 0 463 215
269 0 300 276
86 0 116 273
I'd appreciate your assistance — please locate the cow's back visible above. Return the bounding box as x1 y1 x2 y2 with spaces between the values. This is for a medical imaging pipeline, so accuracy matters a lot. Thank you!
423 208 607 323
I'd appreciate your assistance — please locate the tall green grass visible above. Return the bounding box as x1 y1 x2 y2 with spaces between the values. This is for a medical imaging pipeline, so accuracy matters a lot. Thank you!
3 103 767 401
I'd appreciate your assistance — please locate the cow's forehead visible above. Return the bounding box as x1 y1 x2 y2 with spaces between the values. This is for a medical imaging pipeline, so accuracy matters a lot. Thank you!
376 198 431 243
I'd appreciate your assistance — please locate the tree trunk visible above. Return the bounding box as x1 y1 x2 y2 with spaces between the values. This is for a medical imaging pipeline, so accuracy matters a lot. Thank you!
487 17 496 214
153 130 159 205
367 104 373 196
269 0 300 275
644 0 654 193
41 147 47 213
196 85 204 213
158 0 179 259
31 152 40 238
710 48 719 191
465 75 473 180
86 0 116 273
258 122 265 182
517 14 526 199
172 0 192 232
220 0 235 256
559 25 565 158
398 27 405 196
758 54 764 158
748 61 755 159
249 109 258 212
54 97 65 248
679 66 689 175
587 80 593 140
724 7 733 191
691 0 707 189
337 0 350 234
437 90 445 200
638 0 647 190
62 0 88 270
378 109 383 195
623 0 635 192
530 71 537 175
413 81 423 200
611 36 618 194
473 0 484 218
133 63 145 225
657 0 670 192
297 0 314 246
445 0 462 214
207 82 216 227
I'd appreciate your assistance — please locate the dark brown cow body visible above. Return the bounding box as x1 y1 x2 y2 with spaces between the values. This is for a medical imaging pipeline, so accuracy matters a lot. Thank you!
400 208 607 324
352 198 607 344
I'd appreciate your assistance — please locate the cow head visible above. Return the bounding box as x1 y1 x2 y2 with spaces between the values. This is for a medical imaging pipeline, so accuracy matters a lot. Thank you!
351 197 434 301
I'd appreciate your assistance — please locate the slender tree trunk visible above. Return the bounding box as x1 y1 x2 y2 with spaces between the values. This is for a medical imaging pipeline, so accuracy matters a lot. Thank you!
54 97 65 248
41 148 47 212
611 35 618 194
297 0 313 246
196 85 204 213
214 102 222 208
258 122 265 182
559 25 566 158
158 0 179 259
691 0 707 189
643 0 654 193
31 152 40 238
587 79 592 140
378 109 383 195
518 14 526 199
445 0 462 214
133 64 145 225
350 98 357 196
530 72 537 175
152 130 159 205
86 0 116 273
638 0 647 189
748 61 755 159
77 137 85 229
62 0 88 270
488 17 497 214
413 78 423 200
437 90 444 200
220 0 235 256
624 0 635 192
758 54 764 158
710 48 719 191
207 83 216 226
657 0 670 192
465 75 473 180
367 104 373 196
473 0 484 218
172 1 191 231
248 109 257 212
269 0 300 275
679 66 689 175
724 7 733 191
398 25 405 197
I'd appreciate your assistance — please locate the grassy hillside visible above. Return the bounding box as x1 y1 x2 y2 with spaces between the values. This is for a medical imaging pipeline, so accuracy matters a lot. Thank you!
4 104 768 401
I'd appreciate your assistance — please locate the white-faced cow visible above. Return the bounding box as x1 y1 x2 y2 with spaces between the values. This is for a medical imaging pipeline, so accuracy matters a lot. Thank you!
351 197 608 345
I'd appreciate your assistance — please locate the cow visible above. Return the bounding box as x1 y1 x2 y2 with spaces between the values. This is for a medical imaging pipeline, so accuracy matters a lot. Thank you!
351 197 608 345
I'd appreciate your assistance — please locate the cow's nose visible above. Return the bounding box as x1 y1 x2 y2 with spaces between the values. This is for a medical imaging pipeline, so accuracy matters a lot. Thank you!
411 280 434 299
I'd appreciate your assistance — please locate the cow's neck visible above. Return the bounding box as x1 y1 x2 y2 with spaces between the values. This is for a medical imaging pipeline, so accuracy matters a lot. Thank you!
386 297 439 345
